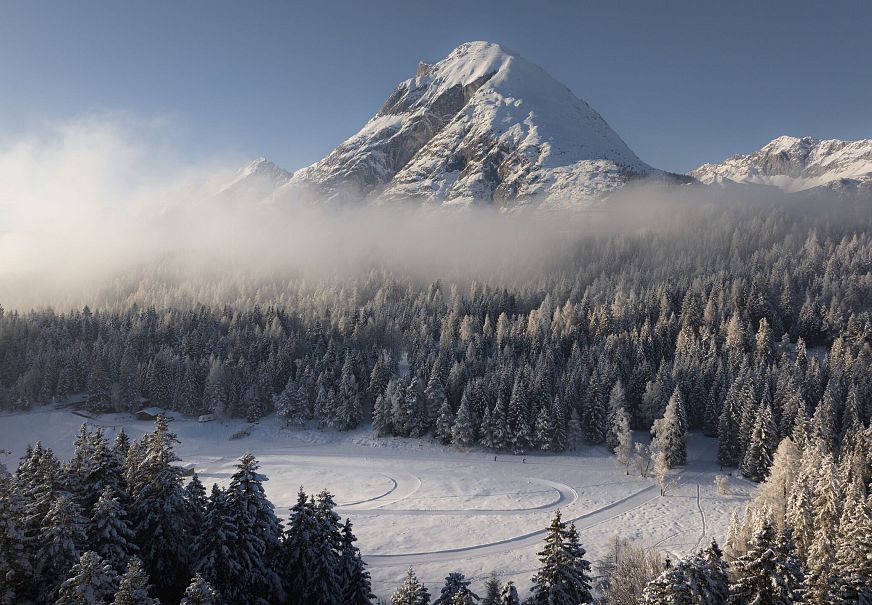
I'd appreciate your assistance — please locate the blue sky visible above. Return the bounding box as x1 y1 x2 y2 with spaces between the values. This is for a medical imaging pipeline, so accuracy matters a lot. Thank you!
2 0 870 173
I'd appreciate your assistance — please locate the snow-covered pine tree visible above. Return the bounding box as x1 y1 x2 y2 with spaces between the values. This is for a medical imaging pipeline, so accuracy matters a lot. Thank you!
338 518 374 605
605 381 627 452
497 581 519 605
180 573 219 605
609 402 633 473
0 472 29 605
434 398 455 445
373 391 392 437
806 453 843 604
479 405 495 449
728 520 802 605
87 351 113 414
740 399 776 482
392 567 430 605
491 396 510 450
534 399 557 452
220 453 284 605
641 562 692 605
127 416 192 600
55 551 118 605
275 377 297 427
651 387 687 468
338 354 363 430
717 394 741 467
833 477 872 603
701 539 729 604
451 392 476 448
192 484 237 599
433 571 478 605
89 485 137 573
35 493 88 594
112 557 157 605
528 510 593 605
184 474 207 534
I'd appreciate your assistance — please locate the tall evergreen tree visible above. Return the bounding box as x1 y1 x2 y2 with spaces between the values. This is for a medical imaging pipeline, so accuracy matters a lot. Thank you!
728 521 803 605
651 387 687 468
528 510 593 605
112 557 157 605
338 519 374 605
180 574 219 605
89 486 137 573
56 551 118 605
391 567 430 605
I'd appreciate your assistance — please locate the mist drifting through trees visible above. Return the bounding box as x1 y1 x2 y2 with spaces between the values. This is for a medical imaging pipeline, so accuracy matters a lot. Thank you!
2 182 872 603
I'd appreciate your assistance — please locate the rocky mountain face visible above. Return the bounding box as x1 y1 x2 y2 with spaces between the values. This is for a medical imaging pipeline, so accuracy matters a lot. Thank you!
691 135 872 194
279 41 679 208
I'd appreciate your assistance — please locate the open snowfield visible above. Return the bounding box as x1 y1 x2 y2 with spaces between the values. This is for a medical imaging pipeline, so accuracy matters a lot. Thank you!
0 405 755 599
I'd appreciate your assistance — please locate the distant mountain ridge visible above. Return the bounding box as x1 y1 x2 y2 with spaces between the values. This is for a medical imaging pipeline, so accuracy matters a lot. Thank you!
226 43 871 207
691 135 872 194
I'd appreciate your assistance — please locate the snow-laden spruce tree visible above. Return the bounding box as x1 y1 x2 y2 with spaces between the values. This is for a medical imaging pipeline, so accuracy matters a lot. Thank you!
180 573 219 605
534 398 557 452
805 453 842 603
192 484 237 597
479 405 495 449
751 437 800 524
55 551 118 605
610 401 633 473
0 473 30 605
740 399 777 482
338 518 374 605
127 416 193 600
641 562 692 605
833 477 872 603
451 390 477 448
728 521 803 605
651 387 687 468
434 398 455 444
219 453 285 605
497 581 519 605
392 567 430 605
605 380 627 452
112 557 157 605
89 485 137 573
433 571 478 605
528 510 593 605
35 492 88 593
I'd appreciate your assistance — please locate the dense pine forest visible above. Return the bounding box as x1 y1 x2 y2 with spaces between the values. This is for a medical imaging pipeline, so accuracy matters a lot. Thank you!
2 201 872 603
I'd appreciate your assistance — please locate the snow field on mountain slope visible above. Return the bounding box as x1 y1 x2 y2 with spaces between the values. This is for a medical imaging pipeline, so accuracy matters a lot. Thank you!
0 406 754 599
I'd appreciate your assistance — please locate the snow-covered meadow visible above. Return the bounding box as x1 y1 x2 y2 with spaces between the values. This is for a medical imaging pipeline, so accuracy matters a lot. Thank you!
0 405 754 599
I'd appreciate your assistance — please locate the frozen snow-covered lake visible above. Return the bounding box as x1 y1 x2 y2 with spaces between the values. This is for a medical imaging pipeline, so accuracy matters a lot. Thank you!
0 406 754 599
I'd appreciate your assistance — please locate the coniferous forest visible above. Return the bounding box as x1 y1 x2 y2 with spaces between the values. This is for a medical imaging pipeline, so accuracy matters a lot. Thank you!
2 201 872 603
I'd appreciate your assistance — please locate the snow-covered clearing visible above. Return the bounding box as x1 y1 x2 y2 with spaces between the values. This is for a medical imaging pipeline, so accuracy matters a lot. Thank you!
0 405 754 599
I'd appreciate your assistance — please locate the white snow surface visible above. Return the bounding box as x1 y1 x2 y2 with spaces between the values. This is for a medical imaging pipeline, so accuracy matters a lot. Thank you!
282 41 662 207
691 135 872 193
0 405 752 599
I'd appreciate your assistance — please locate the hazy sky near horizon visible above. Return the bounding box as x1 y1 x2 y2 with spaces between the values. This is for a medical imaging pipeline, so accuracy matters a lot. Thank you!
2 0 871 174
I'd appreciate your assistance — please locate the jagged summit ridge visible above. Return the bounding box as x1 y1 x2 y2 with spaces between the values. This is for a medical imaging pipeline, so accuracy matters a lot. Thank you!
691 135 872 193
282 41 664 207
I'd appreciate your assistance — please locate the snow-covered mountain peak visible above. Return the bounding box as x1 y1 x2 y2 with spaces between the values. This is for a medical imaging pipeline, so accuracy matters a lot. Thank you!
219 156 292 200
691 135 872 194
284 41 672 207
